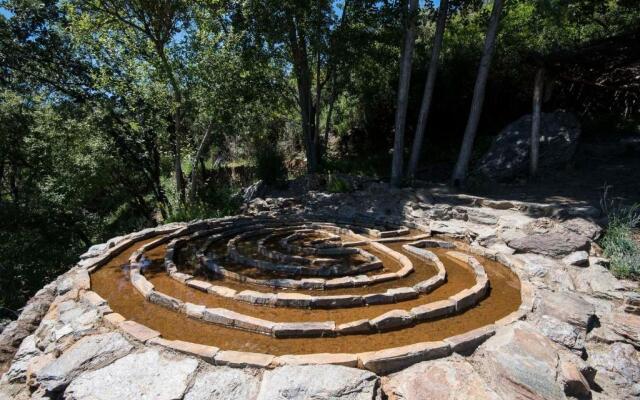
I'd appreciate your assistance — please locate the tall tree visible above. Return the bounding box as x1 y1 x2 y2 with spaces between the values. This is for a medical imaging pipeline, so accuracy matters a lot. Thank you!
450 0 504 186
406 0 449 180
390 0 420 187
76 0 190 203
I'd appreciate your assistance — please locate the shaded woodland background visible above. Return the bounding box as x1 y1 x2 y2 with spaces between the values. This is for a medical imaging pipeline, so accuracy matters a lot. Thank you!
1 0 639 312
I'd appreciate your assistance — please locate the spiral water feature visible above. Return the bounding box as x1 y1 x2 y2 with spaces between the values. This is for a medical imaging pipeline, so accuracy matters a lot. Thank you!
89 215 532 373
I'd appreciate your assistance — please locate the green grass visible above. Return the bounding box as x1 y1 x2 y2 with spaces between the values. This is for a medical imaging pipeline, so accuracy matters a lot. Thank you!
600 203 640 280
327 174 352 193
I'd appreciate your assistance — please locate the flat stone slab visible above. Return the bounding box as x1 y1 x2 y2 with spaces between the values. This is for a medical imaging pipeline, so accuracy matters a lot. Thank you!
118 320 160 342
383 355 502 400
275 353 358 367
215 350 275 368
337 319 372 335
272 322 335 338
410 299 456 321
148 337 218 361
64 349 199 400
257 365 380 400
37 332 133 392
184 365 261 400
358 341 451 375
370 310 413 331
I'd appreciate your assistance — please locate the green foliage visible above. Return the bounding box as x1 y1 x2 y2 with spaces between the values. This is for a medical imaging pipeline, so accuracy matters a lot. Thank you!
600 204 640 280
1 0 640 311
326 174 351 193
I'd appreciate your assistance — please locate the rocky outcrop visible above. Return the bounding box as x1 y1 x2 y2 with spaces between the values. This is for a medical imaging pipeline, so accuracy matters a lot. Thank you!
0 284 55 372
1 186 638 400
477 111 581 181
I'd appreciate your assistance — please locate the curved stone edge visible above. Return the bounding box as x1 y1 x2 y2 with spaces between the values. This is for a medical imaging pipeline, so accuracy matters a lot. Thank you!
190 222 405 290
82 221 532 374
126 240 490 338
149 224 453 309
160 224 452 309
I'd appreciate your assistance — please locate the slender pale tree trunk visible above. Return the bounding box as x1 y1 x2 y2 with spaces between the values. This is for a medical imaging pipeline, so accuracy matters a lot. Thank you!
451 0 504 186
530 67 544 178
155 41 186 203
406 0 449 179
187 123 214 203
390 0 420 187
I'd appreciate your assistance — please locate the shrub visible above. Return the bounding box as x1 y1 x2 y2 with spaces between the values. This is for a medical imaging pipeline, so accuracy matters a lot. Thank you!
326 173 352 193
600 201 640 280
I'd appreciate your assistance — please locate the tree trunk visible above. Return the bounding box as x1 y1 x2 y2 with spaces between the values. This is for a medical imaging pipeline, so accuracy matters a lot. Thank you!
323 83 336 154
188 123 214 203
174 115 185 204
530 67 544 178
155 40 186 203
390 0 420 187
406 0 449 180
451 0 504 186
288 16 317 175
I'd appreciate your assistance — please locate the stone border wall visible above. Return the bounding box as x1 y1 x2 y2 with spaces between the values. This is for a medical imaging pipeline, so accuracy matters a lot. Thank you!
125 233 491 338
78 218 533 374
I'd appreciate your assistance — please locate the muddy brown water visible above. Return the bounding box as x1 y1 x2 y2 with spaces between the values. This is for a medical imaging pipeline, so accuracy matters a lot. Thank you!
91 236 521 354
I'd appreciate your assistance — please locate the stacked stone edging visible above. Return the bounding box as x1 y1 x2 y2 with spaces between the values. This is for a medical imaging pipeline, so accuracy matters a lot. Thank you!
123 227 493 338
65 215 533 374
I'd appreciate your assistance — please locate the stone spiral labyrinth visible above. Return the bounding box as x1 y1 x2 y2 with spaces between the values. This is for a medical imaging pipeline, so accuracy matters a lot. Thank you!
88 215 531 372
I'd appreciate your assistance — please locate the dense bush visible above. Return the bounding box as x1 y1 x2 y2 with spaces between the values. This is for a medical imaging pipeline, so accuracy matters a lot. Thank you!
600 204 640 280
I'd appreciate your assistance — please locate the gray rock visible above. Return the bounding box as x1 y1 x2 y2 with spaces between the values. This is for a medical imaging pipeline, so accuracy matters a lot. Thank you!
563 218 602 241
64 349 199 400
562 251 589 267
609 312 640 348
0 319 11 335
472 321 566 400
256 365 380 400
537 315 585 353
571 264 625 300
505 218 591 257
0 283 55 368
507 231 590 258
79 243 108 260
184 365 261 400
2 335 41 383
36 332 133 391
587 342 640 399
536 289 596 330
477 111 580 181
383 355 500 400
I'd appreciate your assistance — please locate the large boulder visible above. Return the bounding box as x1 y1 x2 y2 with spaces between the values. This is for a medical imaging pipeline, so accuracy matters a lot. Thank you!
382 355 501 400
504 218 591 258
36 332 133 392
256 364 380 400
586 342 640 398
64 349 199 400
477 111 580 181
184 365 261 400
472 321 567 399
